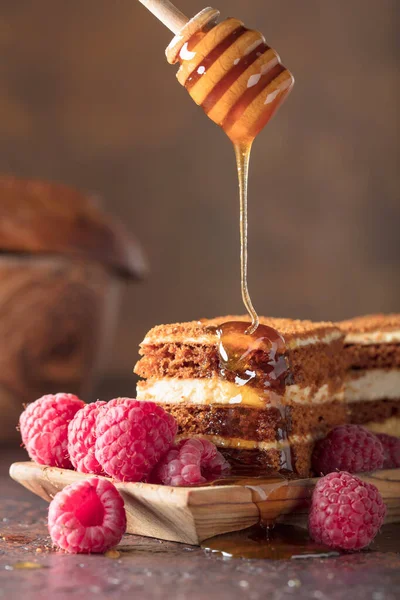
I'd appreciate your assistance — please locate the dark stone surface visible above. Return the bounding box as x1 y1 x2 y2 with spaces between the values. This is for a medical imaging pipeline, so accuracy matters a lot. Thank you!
1 447 400 600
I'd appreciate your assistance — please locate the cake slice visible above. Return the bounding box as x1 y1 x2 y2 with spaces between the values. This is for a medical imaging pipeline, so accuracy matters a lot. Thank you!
338 314 400 437
134 316 346 478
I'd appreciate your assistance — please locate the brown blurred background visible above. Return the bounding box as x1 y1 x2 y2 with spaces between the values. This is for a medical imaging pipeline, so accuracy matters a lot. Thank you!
0 0 399 396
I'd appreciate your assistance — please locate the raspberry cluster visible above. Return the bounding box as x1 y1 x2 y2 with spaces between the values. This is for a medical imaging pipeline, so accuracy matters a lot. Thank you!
307 424 396 550
18 392 230 553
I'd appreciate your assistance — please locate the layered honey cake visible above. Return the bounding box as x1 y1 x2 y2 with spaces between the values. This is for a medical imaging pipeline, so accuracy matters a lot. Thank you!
338 314 400 437
134 316 347 478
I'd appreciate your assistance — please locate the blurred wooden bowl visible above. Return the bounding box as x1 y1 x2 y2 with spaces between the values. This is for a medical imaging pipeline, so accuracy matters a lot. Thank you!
0 176 147 442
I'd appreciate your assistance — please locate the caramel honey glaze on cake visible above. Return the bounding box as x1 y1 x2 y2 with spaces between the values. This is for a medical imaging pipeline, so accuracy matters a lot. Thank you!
135 316 347 478
338 314 400 437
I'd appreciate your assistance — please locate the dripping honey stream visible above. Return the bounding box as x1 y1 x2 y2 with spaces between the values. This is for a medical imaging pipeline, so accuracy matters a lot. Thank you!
234 141 259 334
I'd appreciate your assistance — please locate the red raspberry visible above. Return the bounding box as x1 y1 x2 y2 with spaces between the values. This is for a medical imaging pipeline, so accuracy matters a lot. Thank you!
309 471 386 550
376 433 400 469
19 393 85 468
68 401 107 474
312 425 384 475
95 398 177 482
152 438 231 486
48 478 126 554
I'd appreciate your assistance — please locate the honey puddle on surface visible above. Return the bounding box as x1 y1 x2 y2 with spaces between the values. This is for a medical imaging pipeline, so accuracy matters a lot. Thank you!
201 473 334 560
201 523 400 561
202 524 338 560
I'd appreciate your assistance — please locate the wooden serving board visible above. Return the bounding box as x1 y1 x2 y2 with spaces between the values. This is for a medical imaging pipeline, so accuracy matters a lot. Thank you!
9 462 400 545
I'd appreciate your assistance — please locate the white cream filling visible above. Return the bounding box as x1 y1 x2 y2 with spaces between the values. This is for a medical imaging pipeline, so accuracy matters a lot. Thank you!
136 377 343 408
345 369 400 402
345 330 400 345
288 331 342 348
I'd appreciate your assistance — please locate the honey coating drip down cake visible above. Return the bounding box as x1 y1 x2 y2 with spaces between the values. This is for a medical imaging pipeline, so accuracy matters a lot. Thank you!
134 316 347 478
338 314 400 438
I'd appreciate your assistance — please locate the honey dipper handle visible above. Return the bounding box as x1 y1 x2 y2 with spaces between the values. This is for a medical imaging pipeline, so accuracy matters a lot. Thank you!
137 0 189 34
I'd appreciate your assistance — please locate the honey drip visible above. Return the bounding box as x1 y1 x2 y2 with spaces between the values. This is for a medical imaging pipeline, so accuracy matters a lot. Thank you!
209 321 292 472
234 141 258 333
214 321 287 393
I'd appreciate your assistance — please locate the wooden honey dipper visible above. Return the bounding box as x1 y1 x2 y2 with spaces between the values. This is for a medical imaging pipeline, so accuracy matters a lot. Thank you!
138 0 294 145
138 0 294 334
